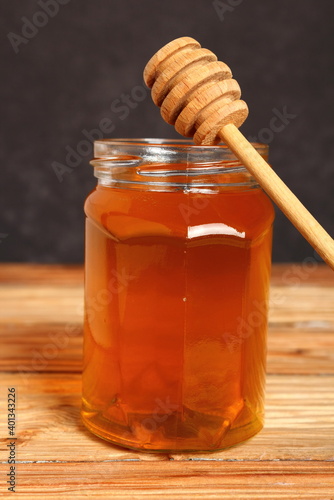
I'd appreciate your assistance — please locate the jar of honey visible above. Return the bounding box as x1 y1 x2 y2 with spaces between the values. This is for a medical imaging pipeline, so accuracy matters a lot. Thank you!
81 138 275 452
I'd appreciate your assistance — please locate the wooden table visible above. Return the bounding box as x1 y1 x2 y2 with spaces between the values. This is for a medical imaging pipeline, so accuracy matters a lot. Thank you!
0 263 333 499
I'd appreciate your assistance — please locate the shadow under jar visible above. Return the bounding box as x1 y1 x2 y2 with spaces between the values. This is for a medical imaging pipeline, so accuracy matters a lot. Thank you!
81 138 275 452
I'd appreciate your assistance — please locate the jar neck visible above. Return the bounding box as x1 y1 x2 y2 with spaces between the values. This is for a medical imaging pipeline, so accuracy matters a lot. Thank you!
90 139 268 192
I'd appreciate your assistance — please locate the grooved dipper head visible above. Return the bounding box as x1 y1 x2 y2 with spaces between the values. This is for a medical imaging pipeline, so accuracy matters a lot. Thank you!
143 37 249 145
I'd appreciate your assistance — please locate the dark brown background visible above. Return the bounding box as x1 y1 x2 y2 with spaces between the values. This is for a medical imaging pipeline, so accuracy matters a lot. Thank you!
1 0 334 262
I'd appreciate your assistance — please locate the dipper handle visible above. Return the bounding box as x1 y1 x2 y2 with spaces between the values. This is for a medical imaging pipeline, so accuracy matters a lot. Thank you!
144 36 334 269
221 123 334 268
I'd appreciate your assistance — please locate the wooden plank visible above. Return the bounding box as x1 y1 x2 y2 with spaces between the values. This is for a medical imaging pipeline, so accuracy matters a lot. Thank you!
2 280 334 326
0 323 82 372
269 286 334 324
267 328 334 374
0 262 332 286
1 267 333 374
0 372 333 463
0 264 333 498
0 285 83 324
0 264 83 285
0 461 333 499
270 262 334 286
1 323 334 374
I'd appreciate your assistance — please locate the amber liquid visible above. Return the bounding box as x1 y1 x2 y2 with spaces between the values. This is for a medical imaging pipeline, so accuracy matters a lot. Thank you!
82 181 274 452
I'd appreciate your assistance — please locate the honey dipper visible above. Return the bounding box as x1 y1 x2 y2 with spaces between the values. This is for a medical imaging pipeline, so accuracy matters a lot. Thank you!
143 36 334 269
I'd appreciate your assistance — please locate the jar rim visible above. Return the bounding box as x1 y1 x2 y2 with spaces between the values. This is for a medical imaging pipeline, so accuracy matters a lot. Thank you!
91 138 268 192
94 137 268 155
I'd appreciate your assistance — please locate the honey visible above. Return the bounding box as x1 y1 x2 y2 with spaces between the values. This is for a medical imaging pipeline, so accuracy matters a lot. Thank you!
81 139 274 452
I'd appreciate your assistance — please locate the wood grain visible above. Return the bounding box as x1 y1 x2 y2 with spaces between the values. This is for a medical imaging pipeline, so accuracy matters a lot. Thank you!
0 461 333 499
0 372 333 463
0 264 333 498
1 264 333 374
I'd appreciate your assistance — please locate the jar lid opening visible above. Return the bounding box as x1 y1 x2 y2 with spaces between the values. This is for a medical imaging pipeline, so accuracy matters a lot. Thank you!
90 138 268 191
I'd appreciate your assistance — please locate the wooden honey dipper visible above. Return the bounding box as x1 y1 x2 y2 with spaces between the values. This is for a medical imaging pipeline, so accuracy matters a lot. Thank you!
143 36 334 269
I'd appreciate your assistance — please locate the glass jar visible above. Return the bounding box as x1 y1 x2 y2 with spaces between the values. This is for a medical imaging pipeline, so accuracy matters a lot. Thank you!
81 138 275 452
